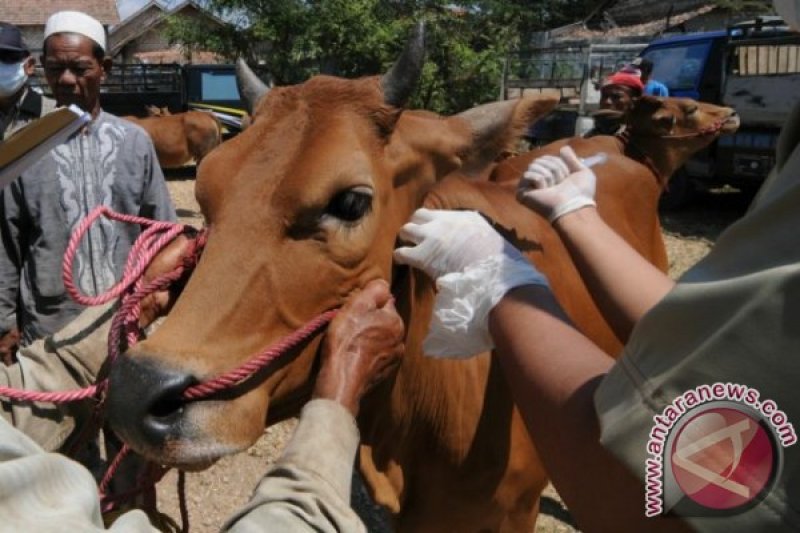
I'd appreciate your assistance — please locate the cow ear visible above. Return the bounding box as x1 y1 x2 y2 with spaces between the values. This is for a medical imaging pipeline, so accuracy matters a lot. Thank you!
453 93 559 177
371 106 404 138
635 95 664 114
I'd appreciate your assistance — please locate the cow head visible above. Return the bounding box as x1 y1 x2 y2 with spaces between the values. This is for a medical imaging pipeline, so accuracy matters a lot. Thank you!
628 96 739 149
106 26 558 468
621 96 739 186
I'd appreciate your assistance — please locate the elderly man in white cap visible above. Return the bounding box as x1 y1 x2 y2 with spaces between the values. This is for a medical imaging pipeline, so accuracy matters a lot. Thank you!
0 11 176 355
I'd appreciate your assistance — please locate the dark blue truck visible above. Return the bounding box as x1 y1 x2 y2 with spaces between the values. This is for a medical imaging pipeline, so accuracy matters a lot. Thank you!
640 18 800 203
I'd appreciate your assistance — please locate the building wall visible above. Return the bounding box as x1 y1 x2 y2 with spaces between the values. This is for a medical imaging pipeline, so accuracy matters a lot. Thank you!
128 25 172 54
116 7 225 64
19 26 44 57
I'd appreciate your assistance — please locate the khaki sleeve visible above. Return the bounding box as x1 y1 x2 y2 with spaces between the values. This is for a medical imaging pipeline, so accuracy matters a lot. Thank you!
0 302 115 451
0 415 158 532
224 399 366 533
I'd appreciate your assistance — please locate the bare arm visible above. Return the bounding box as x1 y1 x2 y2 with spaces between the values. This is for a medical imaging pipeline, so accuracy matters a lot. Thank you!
489 285 689 532
517 147 674 338
553 207 674 339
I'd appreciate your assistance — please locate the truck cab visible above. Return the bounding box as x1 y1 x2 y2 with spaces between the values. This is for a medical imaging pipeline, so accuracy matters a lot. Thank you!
640 31 727 102
639 18 800 199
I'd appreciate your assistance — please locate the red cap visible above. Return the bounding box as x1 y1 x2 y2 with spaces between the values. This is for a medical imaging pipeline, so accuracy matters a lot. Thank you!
603 71 644 93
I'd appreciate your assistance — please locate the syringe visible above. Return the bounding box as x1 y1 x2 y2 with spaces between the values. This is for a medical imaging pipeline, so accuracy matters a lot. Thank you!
580 152 608 168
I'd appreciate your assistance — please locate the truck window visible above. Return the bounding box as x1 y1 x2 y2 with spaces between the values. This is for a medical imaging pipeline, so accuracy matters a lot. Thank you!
643 41 712 91
731 43 800 75
201 71 241 101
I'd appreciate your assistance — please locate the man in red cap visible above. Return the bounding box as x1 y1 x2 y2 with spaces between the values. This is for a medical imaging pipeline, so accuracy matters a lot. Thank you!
587 70 644 137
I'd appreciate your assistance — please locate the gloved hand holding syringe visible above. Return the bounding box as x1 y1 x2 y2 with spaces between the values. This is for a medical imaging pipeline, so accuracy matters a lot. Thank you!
516 147 606 223
391 147 609 357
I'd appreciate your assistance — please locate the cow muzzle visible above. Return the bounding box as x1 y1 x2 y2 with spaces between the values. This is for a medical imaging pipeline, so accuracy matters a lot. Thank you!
107 354 198 455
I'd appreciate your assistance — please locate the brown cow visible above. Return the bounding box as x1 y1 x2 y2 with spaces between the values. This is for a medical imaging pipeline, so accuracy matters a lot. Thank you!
489 95 740 353
105 30 737 531
124 110 222 168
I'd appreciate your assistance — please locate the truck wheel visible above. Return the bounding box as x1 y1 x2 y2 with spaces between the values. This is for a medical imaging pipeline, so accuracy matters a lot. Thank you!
660 170 695 210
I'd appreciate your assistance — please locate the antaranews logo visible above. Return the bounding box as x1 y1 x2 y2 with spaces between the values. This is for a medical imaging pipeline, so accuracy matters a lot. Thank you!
645 382 796 517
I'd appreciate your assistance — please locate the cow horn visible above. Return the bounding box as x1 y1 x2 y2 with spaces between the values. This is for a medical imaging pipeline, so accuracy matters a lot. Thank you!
381 21 426 107
236 58 270 113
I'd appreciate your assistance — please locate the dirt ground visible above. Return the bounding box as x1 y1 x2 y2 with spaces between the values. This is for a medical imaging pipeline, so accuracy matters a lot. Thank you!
156 176 751 532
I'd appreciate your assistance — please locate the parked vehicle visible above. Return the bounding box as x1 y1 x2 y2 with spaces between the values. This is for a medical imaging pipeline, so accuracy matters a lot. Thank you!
32 63 252 136
501 42 648 145
640 17 800 204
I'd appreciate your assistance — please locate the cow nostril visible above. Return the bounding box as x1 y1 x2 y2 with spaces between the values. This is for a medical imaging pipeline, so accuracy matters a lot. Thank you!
141 374 197 432
148 394 186 419
107 355 199 447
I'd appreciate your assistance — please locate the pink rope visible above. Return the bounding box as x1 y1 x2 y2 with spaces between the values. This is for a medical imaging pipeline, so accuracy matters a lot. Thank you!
63 206 187 307
99 443 131 500
0 383 99 403
0 205 340 525
182 309 337 400
0 206 194 405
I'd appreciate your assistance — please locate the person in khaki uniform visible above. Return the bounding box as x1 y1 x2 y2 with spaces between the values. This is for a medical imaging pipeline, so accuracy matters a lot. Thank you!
396 131 800 531
392 3 800 529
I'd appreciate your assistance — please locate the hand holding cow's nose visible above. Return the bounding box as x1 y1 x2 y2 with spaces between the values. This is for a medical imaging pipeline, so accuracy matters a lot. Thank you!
138 233 197 329
315 279 405 416
517 145 598 223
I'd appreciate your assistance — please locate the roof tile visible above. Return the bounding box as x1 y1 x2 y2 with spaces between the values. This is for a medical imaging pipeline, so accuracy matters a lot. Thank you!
0 0 119 26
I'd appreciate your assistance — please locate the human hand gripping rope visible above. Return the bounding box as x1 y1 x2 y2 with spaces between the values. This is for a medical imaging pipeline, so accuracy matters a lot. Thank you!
0 205 339 525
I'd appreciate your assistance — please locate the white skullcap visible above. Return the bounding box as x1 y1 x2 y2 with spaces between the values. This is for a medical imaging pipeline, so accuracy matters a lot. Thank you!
44 11 106 52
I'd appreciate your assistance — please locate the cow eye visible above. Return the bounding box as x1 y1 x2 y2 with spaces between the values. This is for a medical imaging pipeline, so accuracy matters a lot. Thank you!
325 186 373 222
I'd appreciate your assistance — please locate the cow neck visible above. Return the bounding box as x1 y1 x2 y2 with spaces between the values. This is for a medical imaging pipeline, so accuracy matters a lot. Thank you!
615 131 681 190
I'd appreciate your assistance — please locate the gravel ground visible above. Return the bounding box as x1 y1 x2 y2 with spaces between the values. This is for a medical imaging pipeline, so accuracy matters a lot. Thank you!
156 176 750 532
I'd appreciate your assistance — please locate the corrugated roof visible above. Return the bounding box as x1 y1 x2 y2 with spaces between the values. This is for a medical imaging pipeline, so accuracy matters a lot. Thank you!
606 0 714 27
0 0 119 26
559 5 717 41
108 1 227 56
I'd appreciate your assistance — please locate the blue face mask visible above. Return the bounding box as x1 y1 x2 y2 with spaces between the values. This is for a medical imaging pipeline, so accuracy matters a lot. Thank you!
0 60 28 97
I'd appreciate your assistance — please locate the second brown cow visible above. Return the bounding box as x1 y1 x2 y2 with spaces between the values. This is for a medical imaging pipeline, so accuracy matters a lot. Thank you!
124 110 222 168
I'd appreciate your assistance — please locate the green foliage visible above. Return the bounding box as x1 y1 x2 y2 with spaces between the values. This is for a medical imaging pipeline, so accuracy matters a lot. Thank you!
163 0 596 113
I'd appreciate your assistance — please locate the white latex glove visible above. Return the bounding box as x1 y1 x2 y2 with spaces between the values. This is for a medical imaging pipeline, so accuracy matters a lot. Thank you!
517 145 598 223
394 209 548 358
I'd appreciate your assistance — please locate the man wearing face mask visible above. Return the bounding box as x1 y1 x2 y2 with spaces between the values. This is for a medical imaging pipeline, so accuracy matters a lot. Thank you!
0 11 175 358
0 22 57 140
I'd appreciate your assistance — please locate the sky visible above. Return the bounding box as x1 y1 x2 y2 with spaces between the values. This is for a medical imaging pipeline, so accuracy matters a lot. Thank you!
116 0 180 21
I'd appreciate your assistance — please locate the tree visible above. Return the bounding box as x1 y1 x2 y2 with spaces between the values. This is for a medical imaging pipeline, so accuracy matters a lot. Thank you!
164 0 596 113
